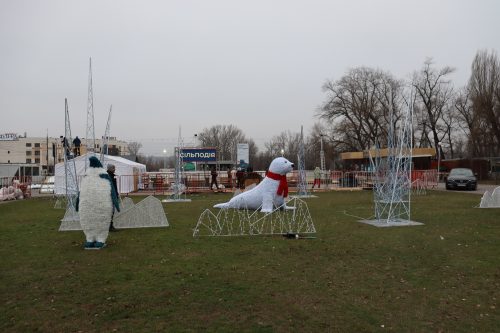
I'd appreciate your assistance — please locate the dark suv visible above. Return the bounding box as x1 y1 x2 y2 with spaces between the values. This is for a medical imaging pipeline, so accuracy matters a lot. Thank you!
445 168 477 191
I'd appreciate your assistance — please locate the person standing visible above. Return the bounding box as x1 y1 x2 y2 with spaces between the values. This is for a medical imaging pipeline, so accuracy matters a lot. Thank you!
107 164 118 231
231 168 237 188
210 167 219 190
73 136 81 156
312 166 321 189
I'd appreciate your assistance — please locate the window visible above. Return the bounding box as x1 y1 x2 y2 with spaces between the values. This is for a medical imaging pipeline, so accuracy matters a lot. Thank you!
34 143 40 148
35 158 40 163
26 151 32 156
26 143 32 147
34 150 40 156
26 158 32 164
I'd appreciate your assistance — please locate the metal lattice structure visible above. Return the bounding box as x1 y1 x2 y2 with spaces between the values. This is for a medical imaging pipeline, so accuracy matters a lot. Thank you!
100 105 112 163
163 127 191 202
59 99 80 229
85 57 96 169
370 96 414 224
113 196 169 228
193 197 316 237
294 126 316 198
297 126 308 195
479 186 500 208
59 196 169 231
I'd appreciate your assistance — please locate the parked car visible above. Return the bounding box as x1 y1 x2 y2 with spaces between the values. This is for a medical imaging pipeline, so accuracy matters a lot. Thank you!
445 168 477 191
40 176 55 194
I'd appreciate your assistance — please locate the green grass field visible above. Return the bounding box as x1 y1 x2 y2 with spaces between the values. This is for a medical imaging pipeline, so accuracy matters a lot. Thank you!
1 191 499 332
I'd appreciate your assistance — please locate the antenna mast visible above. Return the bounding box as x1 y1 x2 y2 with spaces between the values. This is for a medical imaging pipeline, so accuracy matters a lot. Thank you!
85 57 96 164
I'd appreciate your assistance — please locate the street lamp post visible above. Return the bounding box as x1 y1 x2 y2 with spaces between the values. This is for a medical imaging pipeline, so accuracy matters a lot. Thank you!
437 142 442 183
163 149 167 170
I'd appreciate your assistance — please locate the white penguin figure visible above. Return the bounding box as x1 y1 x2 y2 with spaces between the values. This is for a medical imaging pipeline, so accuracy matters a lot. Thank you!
214 157 294 213
77 156 120 249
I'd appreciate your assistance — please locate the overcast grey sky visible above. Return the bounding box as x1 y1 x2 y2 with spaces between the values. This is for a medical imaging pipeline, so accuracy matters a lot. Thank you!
1 0 499 155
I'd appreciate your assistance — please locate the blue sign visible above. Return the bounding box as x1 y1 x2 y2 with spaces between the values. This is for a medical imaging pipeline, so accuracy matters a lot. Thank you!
181 148 217 162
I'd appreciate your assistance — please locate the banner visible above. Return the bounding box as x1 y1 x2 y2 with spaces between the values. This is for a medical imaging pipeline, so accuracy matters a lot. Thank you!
180 148 217 162
237 143 249 165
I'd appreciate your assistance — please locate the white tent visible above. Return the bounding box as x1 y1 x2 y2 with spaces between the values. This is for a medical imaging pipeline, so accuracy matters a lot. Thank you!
54 153 147 194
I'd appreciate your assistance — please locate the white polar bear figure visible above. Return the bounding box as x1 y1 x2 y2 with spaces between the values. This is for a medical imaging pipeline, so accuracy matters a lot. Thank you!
214 157 294 213
77 156 120 250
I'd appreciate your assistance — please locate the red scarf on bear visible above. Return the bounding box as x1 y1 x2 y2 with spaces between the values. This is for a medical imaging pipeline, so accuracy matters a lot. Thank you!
265 170 288 197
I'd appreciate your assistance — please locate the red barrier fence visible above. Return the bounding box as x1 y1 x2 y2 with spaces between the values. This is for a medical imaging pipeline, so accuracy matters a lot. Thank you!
1 169 440 197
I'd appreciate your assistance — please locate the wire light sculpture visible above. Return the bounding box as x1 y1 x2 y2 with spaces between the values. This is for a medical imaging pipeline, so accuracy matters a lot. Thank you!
59 99 81 230
193 197 316 237
163 127 191 202
370 93 414 224
295 125 314 198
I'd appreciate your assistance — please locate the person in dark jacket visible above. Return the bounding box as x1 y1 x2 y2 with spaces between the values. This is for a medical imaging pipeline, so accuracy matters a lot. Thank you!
107 164 118 231
73 136 81 156
210 167 219 190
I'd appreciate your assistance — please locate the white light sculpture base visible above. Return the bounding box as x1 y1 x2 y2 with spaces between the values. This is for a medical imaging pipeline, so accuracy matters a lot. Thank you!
193 197 316 237
290 194 318 199
358 219 424 228
59 196 169 231
162 198 192 203
113 196 169 228
479 186 500 208
54 195 67 209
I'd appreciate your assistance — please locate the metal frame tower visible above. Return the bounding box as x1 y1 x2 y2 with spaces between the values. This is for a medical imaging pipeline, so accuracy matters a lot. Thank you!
60 99 80 227
100 105 112 163
295 126 311 197
371 95 414 223
163 127 191 202
85 58 96 166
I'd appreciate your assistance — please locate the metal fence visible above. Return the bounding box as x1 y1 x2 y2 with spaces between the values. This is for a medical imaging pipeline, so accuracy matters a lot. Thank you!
1 169 440 196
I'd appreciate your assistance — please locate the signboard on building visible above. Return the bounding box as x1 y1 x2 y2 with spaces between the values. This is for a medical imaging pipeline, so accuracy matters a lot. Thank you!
180 148 217 162
237 143 249 165
0 133 18 141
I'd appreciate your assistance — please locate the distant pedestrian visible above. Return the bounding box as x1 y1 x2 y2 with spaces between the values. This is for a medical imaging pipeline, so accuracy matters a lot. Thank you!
60 135 71 158
107 164 118 232
312 166 321 189
227 168 232 188
210 167 219 190
236 168 245 189
73 136 81 156
231 168 237 188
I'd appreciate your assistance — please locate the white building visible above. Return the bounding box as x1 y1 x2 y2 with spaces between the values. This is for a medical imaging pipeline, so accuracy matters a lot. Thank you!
0 132 129 177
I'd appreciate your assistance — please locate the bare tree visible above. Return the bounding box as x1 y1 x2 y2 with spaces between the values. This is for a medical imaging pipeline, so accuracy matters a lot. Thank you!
127 141 143 158
197 124 258 164
412 59 455 158
263 130 301 162
468 49 500 156
306 122 337 169
318 67 403 152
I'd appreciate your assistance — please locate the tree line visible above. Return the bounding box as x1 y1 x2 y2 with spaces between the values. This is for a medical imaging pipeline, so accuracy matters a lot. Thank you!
132 49 499 171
